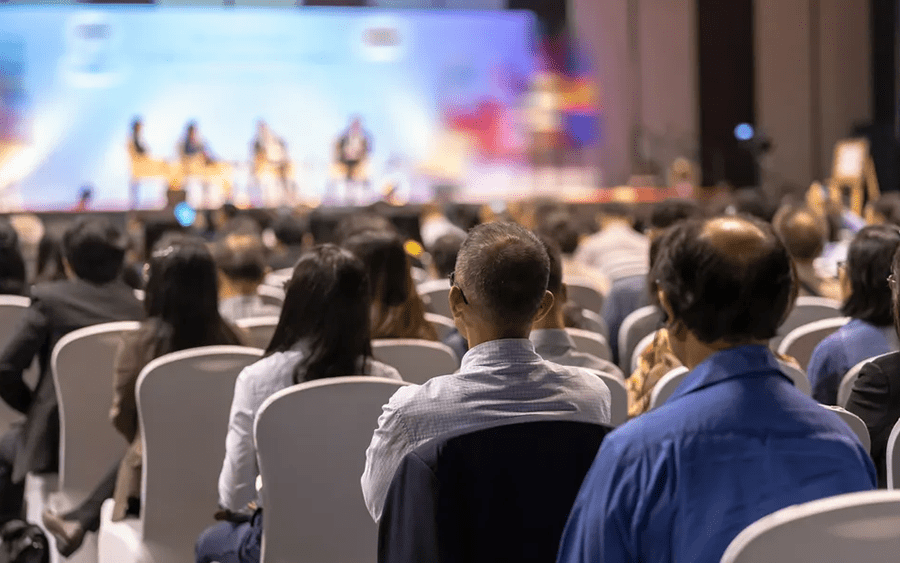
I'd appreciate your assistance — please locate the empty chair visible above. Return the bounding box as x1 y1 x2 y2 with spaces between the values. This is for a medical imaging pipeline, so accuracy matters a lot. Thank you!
97 346 263 563
580 310 609 340
821 405 871 452
720 490 900 562
648 366 690 410
424 313 456 341
257 285 286 309
378 420 614 563
596 373 628 426
886 418 900 489
777 317 849 371
618 306 662 374
372 339 459 384
771 296 843 351
255 377 410 563
417 279 452 319
236 316 279 350
837 353 891 408
565 278 604 314
566 328 612 362
778 361 811 396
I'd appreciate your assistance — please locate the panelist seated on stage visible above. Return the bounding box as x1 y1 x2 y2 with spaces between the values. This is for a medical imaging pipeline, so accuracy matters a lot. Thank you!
332 116 371 183
176 121 233 195
126 118 169 179
251 120 293 180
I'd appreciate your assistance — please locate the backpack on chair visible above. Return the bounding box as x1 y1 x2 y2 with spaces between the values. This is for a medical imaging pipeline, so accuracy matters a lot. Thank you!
0 520 49 563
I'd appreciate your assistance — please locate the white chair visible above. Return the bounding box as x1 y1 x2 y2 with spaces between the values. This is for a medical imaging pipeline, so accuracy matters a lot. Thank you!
254 377 410 563
236 316 280 350
257 285 285 309
776 317 849 371
778 361 812 396
630 330 658 378
771 296 843 351
837 353 891 408
372 339 459 384
0 296 34 439
424 313 456 341
720 490 900 562
418 279 452 319
565 279 604 314
594 372 628 426
648 366 690 410
580 309 609 340
886 417 900 489
821 405 871 453
97 346 264 563
566 328 612 362
263 268 293 289
618 306 662 374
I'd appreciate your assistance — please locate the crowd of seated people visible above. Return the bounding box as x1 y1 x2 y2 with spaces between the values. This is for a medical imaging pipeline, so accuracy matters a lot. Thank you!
0 185 896 562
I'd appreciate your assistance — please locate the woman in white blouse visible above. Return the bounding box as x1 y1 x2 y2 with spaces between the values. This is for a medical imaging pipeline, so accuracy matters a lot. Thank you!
196 244 401 563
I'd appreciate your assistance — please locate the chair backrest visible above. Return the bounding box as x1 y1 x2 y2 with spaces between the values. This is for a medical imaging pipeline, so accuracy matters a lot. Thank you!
372 339 459 384
424 313 456 341
776 317 849 371
378 420 614 563
52 321 141 498
777 361 811 396
648 366 690 410
837 353 891 408
236 316 280 350
821 405 871 452
630 330 658 378
580 309 609 339
257 285 286 308
565 278 604 314
137 346 263 557
886 417 900 489
255 377 410 563
417 279 452 319
0 297 33 437
771 296 843 350
720 490 900 562
618 305 662 374
566 328 612 362
595 372 628 426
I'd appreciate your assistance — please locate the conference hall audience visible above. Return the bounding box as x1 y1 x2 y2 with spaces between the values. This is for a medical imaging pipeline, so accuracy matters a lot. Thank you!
0 220 26 296
361 222 612 522
196 245 401 563
846 244 900 487
213 233 282 322
574 202 649 283
419 203 467 251
808 225 900 404
267 214 308 271
773 205 841 300
531 236 623 379
557 215 876 563
41 235 244 556
427 231 465 281
536 209 609 296
0 218 145 525
343 229 437 341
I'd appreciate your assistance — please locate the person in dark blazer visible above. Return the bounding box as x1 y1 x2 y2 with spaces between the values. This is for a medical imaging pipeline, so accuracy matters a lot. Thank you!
846 245 900 487
0 217 145 524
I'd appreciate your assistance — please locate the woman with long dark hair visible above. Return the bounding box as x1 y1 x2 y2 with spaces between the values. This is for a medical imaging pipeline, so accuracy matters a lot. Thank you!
195 244 400 563
42 236 244 556
0 220 26 295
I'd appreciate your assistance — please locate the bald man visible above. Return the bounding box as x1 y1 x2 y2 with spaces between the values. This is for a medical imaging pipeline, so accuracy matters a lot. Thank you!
557 216 875 563
773 205 841 300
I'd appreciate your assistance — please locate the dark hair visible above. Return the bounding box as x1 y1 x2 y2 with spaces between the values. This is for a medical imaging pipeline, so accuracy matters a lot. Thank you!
343 230 409 308
891 246 900 340
35 234 66 285
143 216 186 261
653 216 795 344
455 222 550 331
430 233 465 279
537 234 564 295
773 206 826 261
600 202 632 220
842 225 900 326
731 188 776 223
0 221 25 295
265 245 372 383
335 213 396 244
537 211 580 254
214 234 267 283
874 193 900 227
649 199 703 231
143 236 242 357
272 215 307 247
62 218 126 284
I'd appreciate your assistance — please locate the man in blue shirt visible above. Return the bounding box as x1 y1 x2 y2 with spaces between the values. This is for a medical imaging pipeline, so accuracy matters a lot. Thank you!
557 215 876 563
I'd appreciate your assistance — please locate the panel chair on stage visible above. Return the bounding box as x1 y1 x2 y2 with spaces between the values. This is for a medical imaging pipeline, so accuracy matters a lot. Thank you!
127 119 171 209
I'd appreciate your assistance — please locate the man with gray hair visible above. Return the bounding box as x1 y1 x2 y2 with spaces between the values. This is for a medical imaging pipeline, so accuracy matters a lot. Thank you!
361 222 612 522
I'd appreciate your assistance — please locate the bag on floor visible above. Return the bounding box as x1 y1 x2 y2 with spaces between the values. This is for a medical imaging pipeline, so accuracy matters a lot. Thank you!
0 520 49 563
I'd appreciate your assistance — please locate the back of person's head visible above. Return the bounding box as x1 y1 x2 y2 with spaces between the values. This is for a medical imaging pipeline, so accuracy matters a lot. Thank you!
265 245 371 383
653 216 795 344
144 235 239 355
343 230 410 308
729 188 777 223
63 217 126 284
335 213 397 244
891 246 900 340
271 215 307 247
773 206 827 262
0 220 25 295
455 222 550 332
537 234 564 296
142 216 186 261
649 199 703 232
599 202 632 224
214 233 267 285
873 193 900 227
843 225 900 326
430 233 465 279
536 210 580 254
35 234 66 285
